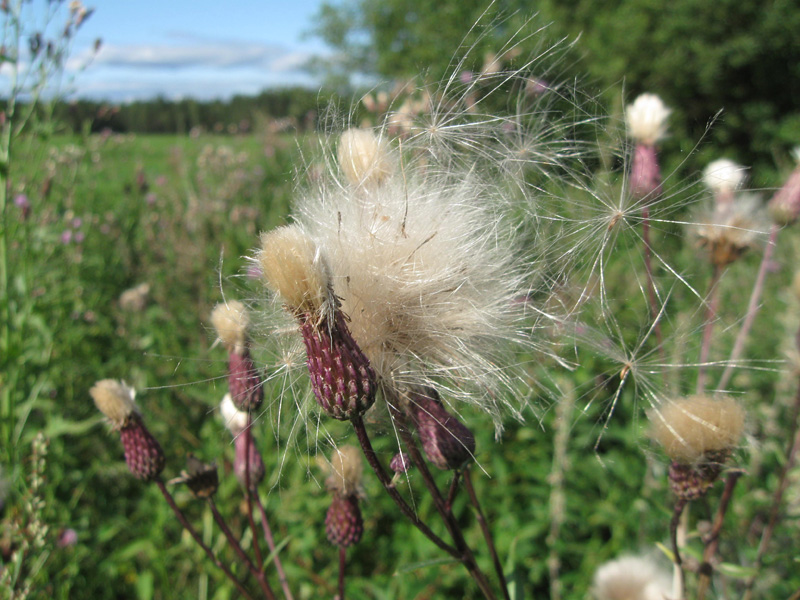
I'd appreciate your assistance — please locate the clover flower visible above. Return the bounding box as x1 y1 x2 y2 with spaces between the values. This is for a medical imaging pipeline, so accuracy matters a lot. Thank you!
256 124 537 432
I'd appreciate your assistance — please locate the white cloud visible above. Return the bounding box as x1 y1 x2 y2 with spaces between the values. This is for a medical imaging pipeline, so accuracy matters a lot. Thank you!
91 41 281 69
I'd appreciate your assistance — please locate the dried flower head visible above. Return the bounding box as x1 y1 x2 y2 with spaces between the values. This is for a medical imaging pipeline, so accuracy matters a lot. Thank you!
325 445 364 496
703 159 747 196
651 395 745 464
170 456 219 499
592 555 671 600
91 379 166 482
408 388 475 470
694 194 765 267
210 300 250 355
337 128 394 188
90 379 137 428
625 93 671 146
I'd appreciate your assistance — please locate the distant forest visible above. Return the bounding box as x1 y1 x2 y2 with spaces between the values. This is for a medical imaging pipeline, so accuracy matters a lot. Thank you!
49 87 340 135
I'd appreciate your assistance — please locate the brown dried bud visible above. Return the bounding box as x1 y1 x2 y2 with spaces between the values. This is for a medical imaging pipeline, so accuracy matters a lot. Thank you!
301 311 376 420
325 494 363 547
668 451 729 501
234 432 265 489
228 349 263 411
118 412 165 481
172 456 219 499
408 388 475 470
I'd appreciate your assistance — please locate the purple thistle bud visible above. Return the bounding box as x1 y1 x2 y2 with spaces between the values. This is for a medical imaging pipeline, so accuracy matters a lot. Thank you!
228 349 263 411
768 165 800 226
325 494 363 547
234 431 265 489
629 143 662 202
58 528 78 548
14 194 30 219
61 230 73 244
390 452 412 474
118 412 166 481
300 311 376 421
408 388 475 470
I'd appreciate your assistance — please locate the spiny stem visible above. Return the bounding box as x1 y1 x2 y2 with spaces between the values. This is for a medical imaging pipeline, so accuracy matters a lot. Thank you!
697 263 723 394
696 472 741 600
254 494 295 600
718 223 780 390
350 415 458 558
464 469 510 600
154 479 256 600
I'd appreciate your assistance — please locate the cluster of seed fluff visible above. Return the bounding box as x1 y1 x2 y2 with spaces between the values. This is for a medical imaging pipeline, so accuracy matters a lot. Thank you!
257 122 538 431
591 555 671 600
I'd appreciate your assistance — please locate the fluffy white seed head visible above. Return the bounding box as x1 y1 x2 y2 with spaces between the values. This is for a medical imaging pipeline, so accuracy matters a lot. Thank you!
703 158 747 194
220 393 248 435
650 395 745 463
592 555 671 600
325 445 363 496
259 225 330 315
338 128 394 188
625 93 671 145
210 300 249 354
90 379 138 428
694 193 765 267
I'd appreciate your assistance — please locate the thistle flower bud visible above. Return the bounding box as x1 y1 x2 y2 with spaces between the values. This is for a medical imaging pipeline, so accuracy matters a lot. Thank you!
234 432 265 489
338 128 393 188
768 162 800 226
629 143 662 201
210 301 249 355
325 494 363 548
118 412 166 481
625 93 670 146
408 388 475 470
211 301 263 411
171 456 219 499
325 445 364 496
220 393 248 436
650 395 745 500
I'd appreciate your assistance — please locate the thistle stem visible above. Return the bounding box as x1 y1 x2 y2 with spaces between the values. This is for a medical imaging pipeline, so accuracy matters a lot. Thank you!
350 415 458 558
154 479 257 600
696 472 741 600
254 494 295 600
464 469 510 600
338 546 347 600
243 425 266 573
642 206 666 361
389 406 497 600
719 223 779 390
697 263 723 394
670 498 688 600
445 471 461 512
208 499 277 600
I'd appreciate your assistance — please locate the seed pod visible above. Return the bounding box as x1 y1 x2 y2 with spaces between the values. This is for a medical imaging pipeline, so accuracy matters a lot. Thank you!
325 494 363 548
408 388 475 470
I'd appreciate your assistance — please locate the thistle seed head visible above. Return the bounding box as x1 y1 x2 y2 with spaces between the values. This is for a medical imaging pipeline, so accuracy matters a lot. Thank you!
592 555 671 600
210 300 250 355
694 194 765 268
703 158 747 199
408 388 475 470
768 164 800 226
220 393 249 436
338 128 394 188
625 93 670 146
325 494 363 548
650 395 745 464
118 412 166 481
259 225 330 316
325 445 364 496
90 379 137 429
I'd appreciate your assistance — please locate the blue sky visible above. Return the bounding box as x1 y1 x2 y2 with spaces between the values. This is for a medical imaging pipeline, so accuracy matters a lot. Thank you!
29 0 333 101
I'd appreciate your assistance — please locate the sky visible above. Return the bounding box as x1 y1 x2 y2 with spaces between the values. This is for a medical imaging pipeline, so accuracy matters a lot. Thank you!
6 0 333 102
